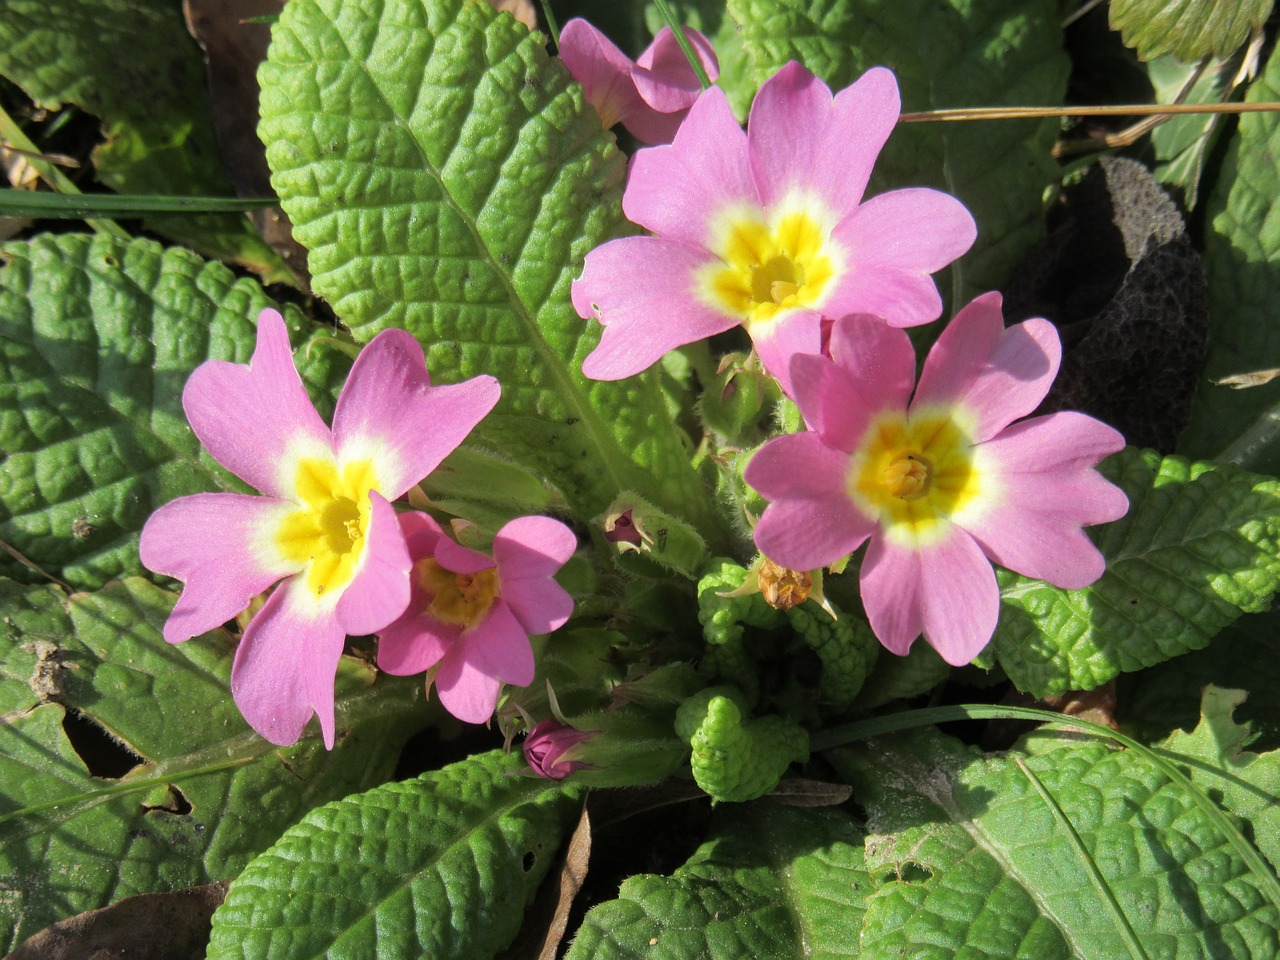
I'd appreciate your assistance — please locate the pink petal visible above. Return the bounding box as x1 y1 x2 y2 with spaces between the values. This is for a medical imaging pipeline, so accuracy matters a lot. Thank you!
334 491 412 636
230 578 347 748
749 64 899 214
434 535 496 576
751 309 823 397
913 294 1062 442
960 412 1128 588
791 315 915 450
140 492 298 644
558 18 641 130
435 602 534 723
183 309 331 498
493 515 578 579
376 612 459 676
400 510 445 561
747 433 876 570
861 527 998 665
623 87 755 243
333 330 499 499
632 27 719 111
827 188 977 326
501 577 574 635
575 237 736 380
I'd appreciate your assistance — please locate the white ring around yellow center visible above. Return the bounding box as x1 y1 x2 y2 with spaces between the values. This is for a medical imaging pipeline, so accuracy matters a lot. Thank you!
274 457 380 601
846 408 984 547
698 198 842 332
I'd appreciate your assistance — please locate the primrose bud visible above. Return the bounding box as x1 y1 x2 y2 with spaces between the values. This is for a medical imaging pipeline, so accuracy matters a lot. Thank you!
699 352 777 444
601 492 709 580
523 719 598 780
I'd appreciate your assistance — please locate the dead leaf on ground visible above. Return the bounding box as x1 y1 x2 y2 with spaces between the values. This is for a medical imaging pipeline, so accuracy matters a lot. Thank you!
6 882 229 960
488 0 537 30
536 804 592 960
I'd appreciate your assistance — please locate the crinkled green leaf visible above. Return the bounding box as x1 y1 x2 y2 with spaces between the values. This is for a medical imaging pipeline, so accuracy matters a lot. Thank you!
206 749 580 960
0 577 428 952
565 804 869 960
0 233 345 589
0 0 291 282
832 727 1280 960
1160 685 1280 873
991 448 1280 698
258 0 727 545
1110 0 1271 62
725 0 1068 304
1182 42 1280 474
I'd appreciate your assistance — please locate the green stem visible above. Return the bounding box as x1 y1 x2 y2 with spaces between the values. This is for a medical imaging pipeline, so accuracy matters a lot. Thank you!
0 104 128 239
651 0 712 90
811 703 1280 916
539 0 561 47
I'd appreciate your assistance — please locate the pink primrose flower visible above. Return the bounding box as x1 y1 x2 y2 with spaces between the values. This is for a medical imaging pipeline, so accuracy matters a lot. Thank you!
140 309 500 748
523 718 597 780
572 61 977 394
745 293 1129 665
558 18 719 145
376 512 577 724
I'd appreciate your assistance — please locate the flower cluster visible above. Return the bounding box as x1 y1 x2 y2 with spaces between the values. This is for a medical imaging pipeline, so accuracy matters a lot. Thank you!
141 28 1130 772
567 44 1127 666
141 309 575 747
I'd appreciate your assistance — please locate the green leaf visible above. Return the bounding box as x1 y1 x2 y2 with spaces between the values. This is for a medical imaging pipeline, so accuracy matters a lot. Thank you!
831 727 1280 960
564 804 869 960
991 448 1280 698
0 233 344 589
1160 685 1280 873
1121 610 1280 748
206 750 580 960
0 577 429 952
258 0 728 545
1148 55 1236 210
1110 0 1271 62
0 0 292 282
1182 41 1280 473
725 0 1068 305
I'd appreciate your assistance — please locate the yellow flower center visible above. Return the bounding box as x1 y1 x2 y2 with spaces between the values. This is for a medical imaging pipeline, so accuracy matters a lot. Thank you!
417 559 499 629
275 458 380 600
700 203 840 330
847 409 982 546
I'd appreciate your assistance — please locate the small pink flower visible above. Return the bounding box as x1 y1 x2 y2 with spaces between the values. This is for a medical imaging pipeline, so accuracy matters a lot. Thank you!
523 718 597 780
558 18 719 145
376 513 576 724
572 61 976 394
745 293 1129 665
140 309 500 748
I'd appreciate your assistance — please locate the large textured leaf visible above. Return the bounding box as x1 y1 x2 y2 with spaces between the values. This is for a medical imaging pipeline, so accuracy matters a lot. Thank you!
0 577 428 953
1110 0 1271 62
258 0 727 544
0 0 290 282
991 448 1280 698
832 728 1280 959
725 0 1068 305
564 804 868 959
206 750 579 960
0 233 346 589
1182 42 1280 474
